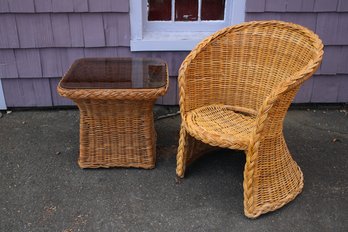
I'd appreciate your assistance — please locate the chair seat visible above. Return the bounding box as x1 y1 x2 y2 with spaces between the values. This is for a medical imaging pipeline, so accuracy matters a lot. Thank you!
185 104 257 150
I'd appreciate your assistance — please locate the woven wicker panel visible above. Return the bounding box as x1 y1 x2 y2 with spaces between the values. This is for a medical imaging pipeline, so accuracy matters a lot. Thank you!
183 23 317 113
77 99 156 168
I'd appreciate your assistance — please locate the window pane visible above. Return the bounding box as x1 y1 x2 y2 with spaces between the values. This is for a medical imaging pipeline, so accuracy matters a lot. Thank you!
175 0 198 21
148 0 171 21
201 0 225 20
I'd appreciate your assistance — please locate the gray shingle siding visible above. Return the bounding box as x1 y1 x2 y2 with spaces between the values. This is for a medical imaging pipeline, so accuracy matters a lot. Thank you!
246 0 348 103
0 0 347 108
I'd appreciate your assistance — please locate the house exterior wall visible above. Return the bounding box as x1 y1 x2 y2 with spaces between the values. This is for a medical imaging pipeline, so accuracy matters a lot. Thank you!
246 0 348 103
0 0 187 107
0 0 347 108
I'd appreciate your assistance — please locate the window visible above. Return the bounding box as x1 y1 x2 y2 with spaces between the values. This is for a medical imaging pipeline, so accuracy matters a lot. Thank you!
148 0 225 22
130 0 246 51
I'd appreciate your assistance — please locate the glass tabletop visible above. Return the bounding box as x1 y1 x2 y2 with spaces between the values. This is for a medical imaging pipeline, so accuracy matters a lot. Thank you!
60 58 167 89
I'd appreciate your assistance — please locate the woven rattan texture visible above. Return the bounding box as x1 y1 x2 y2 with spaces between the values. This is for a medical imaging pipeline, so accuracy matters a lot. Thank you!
58 59 168 169
76 99 157 168
176 21 323 218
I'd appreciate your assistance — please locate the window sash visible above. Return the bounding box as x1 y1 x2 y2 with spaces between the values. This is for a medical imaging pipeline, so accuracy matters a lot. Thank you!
145 0 232 32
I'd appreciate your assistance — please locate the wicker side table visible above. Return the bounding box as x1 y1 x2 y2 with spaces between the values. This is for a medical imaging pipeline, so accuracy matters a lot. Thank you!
57 58 168 169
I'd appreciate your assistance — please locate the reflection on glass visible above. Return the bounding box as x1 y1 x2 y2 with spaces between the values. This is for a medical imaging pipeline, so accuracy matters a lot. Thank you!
148 0 171 21
201 0 225 20
61 58 167 89
175 0 198 21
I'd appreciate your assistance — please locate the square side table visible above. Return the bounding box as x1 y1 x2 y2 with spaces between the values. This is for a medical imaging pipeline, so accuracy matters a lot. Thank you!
58 58 168 169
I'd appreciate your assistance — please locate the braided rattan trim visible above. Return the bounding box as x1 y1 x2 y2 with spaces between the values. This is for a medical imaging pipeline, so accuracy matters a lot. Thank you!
57 84 168 101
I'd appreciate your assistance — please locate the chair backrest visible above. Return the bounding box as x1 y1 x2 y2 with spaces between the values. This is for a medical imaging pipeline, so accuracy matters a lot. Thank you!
180 21 323 113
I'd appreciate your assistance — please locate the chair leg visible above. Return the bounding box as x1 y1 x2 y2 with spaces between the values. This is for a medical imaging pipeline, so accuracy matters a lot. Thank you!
243 134 304 218
176 124 189 178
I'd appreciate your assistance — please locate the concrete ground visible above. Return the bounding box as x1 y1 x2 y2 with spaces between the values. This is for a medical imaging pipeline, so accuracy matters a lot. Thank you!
0 106 347 232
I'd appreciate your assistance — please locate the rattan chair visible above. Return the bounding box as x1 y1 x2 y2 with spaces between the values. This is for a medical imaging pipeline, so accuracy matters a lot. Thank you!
176 21 323 218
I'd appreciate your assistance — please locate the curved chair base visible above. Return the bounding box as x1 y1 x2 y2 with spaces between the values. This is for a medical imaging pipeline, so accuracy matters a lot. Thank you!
244 166 303 218
177 125 304 218
243 134 304 218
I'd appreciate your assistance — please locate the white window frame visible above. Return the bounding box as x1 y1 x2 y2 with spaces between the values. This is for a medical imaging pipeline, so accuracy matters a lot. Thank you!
130 0 246 51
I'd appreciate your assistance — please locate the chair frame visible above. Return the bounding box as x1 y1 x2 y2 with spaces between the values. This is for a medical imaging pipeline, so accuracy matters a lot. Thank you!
176 20 324 218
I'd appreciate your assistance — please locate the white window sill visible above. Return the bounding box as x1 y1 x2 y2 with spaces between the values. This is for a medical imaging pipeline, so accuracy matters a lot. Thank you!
130 31 213 51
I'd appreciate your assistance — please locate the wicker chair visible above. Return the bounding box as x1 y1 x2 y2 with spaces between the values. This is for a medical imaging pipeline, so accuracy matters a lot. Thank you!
176 21 324 218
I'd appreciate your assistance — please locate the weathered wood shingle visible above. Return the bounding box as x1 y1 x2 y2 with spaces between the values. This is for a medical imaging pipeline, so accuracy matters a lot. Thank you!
82 14 105 47
14 49 42 78
8 0 35 13
68 14 85 47
0 14 19 48
0 0 9 13
285 0 302 12
40 49 63 77
316 13 347 45
265 0 287 12
245 0 265 12
301 0 316 12
101 13 131 47
311 75 341 102
337 75 348 102
88 0 128 13
73 0 88 12
337 47 348 74
338 0 348 12
15 14 36 48
103 13 120 47
0 49 18 78
2 78 52 107
115 13 130 46
103 12 132 47
336 14 348 45
320 46 340 74
314 0 339 12
52 0 74 13
286 0 315 12
51 14 72 47
16 14 54 48
34 0 52 12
